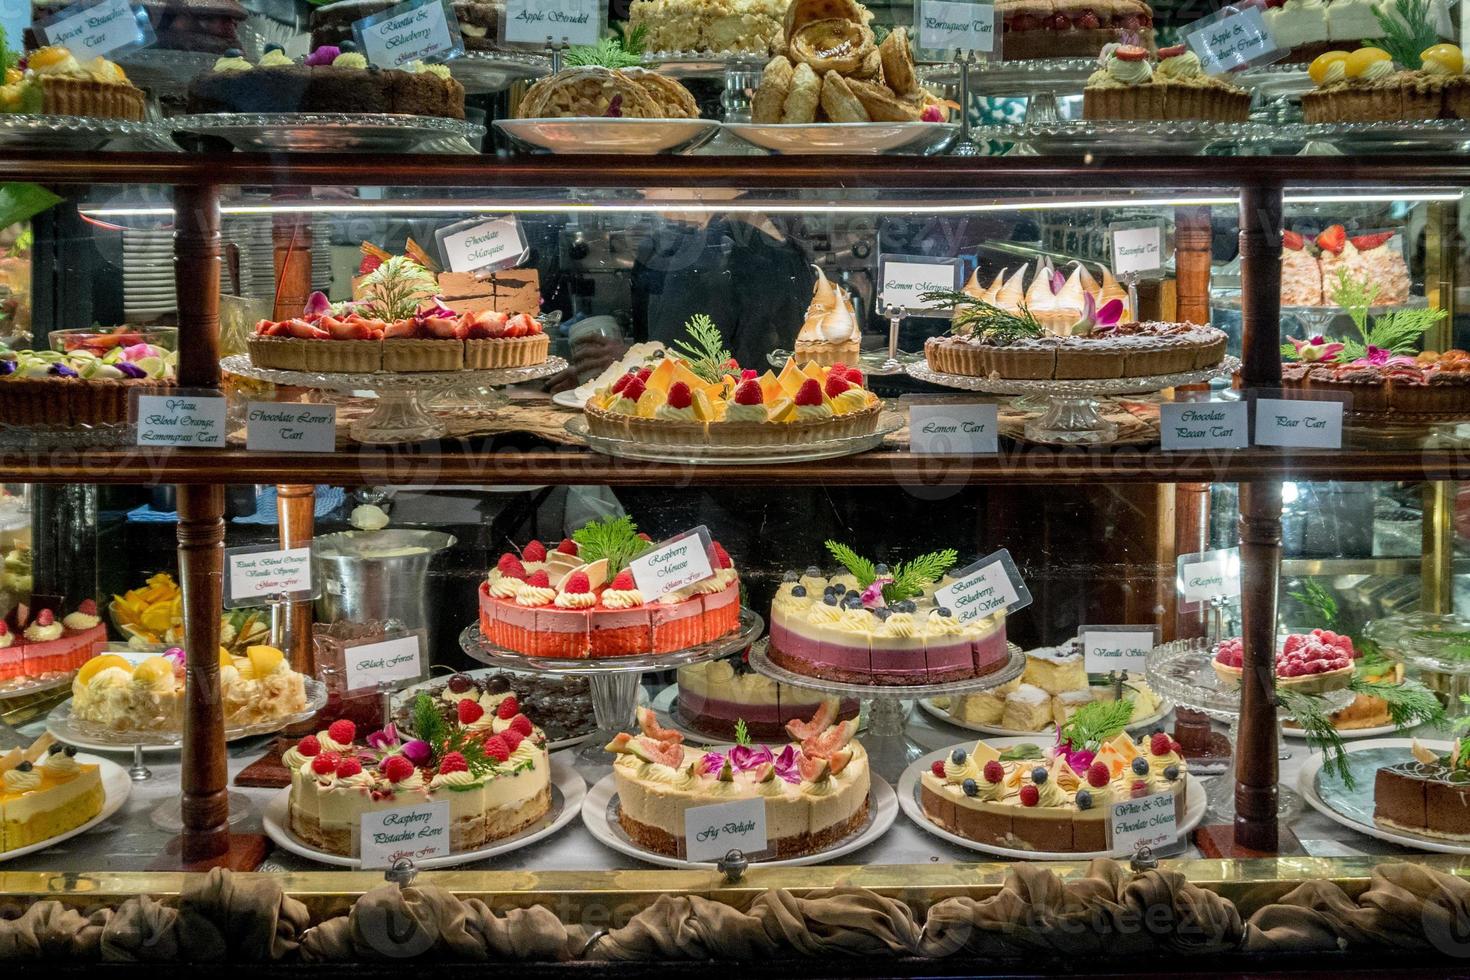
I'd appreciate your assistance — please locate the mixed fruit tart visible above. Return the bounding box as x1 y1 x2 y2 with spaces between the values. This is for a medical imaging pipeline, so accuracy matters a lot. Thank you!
0 344 176 427
285 697 550 857
0 601 106 686
0 46 146 120
479 516 741 659
1211 629 1359 694
1081 42 1252 122
110 571 269 652
608 704 870 859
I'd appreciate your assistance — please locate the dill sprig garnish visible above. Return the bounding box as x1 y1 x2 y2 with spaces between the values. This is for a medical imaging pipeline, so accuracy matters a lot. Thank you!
566 27 646 68
919 288 1044 345
1352 677 1445 732
572 515 650 573
1287 580 1338 630
670 313 733 384
1279 687 1352 784
1059 700 1134 752
734 719 751 747
408 693 501 779
1370 0 1440 68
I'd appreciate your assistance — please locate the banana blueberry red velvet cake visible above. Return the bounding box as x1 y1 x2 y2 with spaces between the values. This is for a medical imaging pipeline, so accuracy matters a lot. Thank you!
609 705 870 859
1375 740 1470 840
676 655 860 741
767 542 1008 686
479 517 740 659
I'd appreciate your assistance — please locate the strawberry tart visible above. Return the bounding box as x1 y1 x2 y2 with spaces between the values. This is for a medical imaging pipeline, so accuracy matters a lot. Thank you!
478 517 742 659
1211 630 1358 694
0 603 106 689
608 705 870 859
284 698 551 858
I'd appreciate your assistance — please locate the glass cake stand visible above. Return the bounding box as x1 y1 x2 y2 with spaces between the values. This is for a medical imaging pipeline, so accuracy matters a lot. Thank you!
221 354 566 444
45 678 326 830
908 357 1240 446
459 608 763 772
919 58 1098 97
1146 638 1355 820
171 113 483 154
968 121 1262 155
1365 612 1470 718
566 410 903 464
767 348 922 377
448 50 552 94
746 640 1025 782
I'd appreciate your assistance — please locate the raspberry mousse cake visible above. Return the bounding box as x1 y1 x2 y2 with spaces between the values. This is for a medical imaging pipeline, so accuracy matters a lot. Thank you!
767 542 1010 686
675 655 859 741
285 698 550 857
479 517 741 659
0 601 106 687
1211 629 1358 694
608 705 870 859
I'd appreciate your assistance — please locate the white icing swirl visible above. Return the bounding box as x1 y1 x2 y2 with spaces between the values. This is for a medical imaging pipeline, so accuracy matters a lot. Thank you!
554 590 597 609
601 588 644 608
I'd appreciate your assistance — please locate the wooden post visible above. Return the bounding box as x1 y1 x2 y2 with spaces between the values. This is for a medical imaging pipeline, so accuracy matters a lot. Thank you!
1235 181 1284 853
272 203 313 322
1174 205 1213 326
277 484 316 674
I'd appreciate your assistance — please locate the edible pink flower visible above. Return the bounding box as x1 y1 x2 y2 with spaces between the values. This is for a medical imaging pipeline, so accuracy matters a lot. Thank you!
772 745 801 784
1050 268 1065 293
1073 295 1124 335
730 744 773 772
700 751 726 774
305 46 339 67
163 646 186 667
861 577 892 608
401 739 432 766
1356 345 1414 367
304 290 332 317
1289 335 1344 363
920 105 944 123
365 725 399 751
120 343 154 362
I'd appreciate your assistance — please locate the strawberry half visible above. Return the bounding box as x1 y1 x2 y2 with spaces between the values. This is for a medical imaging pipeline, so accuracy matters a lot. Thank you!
666 381 693 410
1114 45 1148 61
1316 224 1346 255
1157 43 1186 57
794 378 823 407
1351 231 1394 251
733 379 763 405
1282 230 1305 250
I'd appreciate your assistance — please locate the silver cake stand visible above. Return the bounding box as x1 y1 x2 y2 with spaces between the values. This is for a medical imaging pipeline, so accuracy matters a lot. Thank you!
908 356 1240 446
1146 638 1355 821
459 608 763 772
221 354 565 444
747 640 1025 782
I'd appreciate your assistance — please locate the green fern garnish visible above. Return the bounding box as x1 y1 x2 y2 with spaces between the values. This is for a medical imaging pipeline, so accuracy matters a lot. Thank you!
1285 267 1445 363
733 719 751 747
357 255 437 321
572 515 650 573
824 540 876 588
412 691 449 747
670 313 734 384
1352 677 1445 732
884 550 958 604
1370 0 1440 68
407 693 502 779
1279 688 1352 785
1288 580 1338 630
566 37 640 69
920 288 1044 345
1059 700 1134 752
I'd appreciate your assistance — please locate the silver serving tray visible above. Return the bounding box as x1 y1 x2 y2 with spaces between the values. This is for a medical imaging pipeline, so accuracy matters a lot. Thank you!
172 112 479 153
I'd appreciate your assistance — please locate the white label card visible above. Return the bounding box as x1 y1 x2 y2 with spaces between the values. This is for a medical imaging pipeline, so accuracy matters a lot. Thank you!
909 403 999 455
227 546 313 604
934 548 1032 624
628 526 716 601
1159 401 1249 451
246 402 336 453
1082 626 1159 674
440 216 528 274
1109 792 1178 854
1110 222 1166 278
36 0 153 60
683 797 767 863
343 634 424 693
134 393 226 448
353 0 462 68
1254 398 1343 448
916 0 996 54
1177 548 1241 604
1184 6 1283 75
877 255 962 315
503 0 602 46
360 801 451 868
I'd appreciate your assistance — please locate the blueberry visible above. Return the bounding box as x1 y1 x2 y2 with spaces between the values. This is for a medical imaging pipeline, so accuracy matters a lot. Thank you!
951 748 967 765
1131 757 1150 776
805 566 821 578
47 743 62 755
16 761 30 772
824 585 838 597
790 585 807 598
873 607 892 620
223 47 242 57
1075 789 1093 810
962 778 978 797
824 593 839 606
265 42 284 53
875 563 890 576
1031 766 1047 784
842 596 863 610
64 745 76 757
783 570 799 583
1152 726 1166 735
1164 764 1181 781
936 607 953 618
845 590 861 602
339 39 359 51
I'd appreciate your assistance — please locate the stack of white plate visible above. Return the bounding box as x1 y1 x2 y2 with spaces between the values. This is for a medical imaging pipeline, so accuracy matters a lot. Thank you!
311 214 333 293
243 215 275 298
122 227 176 321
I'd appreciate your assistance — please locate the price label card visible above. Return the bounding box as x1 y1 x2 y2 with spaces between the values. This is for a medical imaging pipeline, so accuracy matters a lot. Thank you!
133 392 226 448
910 403 999 455
225 545 314 607
934 548 1032 624
343 632 425 694
1082 625 1160 674
246 402 336 453
502 0 602 46
683 798 767 863
1184 5 1283 75
628 526 716 601
1109 221 1167 278
877 254 962 315
1109 792 1178 854
1159 401 1249 451
360 801 450 869
353 0 463 68
1254 397 1343 448
915 0 998 57
34 0 154 61
1176 546 1240 606
436 215 529 275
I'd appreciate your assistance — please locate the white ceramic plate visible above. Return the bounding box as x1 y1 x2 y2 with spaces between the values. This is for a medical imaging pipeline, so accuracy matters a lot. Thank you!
724 121 957 155
581 770 897 869
495 118 721 155
0 755 132 863
917 695 1174 738
1282 720 1403 740
262 753 585 869
551 389 587 409
897 739 1206 860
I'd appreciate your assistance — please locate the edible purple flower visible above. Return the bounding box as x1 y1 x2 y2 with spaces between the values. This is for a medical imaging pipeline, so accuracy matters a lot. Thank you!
729 744 773 772
860 577 892 608
365 724 399 751
116 361 147 379
162 646 186 667
49 364 78 377
305 46 340 67
304 290 332 317
401 739 432 767
1053 727 1096 773
772 745 801 784
700 751 726 775
0 360 14 377
1049 268 1066 293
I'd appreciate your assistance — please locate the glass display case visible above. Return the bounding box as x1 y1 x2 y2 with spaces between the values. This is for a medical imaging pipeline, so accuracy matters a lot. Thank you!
4 0 1470 968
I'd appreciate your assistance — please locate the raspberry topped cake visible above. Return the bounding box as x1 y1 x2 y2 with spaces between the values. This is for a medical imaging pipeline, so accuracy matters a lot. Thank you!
478 516 741 659
1211 629 1358 693
0 601 106 687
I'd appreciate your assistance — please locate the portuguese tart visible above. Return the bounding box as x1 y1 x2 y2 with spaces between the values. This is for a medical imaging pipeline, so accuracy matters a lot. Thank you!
783 0 870 39
788 18 875 75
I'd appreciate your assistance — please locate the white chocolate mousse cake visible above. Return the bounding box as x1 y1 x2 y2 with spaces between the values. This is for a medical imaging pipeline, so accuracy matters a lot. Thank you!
608 705 869 859
676 656 859 741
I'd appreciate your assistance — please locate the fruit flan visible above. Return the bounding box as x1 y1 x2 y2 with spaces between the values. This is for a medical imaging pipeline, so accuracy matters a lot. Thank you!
1 735 104 853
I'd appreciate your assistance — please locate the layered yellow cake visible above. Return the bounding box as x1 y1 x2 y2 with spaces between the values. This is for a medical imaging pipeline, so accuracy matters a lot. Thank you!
1 735 104 853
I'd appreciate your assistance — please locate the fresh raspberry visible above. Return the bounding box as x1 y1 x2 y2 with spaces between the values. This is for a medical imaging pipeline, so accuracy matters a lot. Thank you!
523 540 547 563
1169 739 1182 754
824 373 851 398
502 728 525 751
382 755 415 783
483 735 511 762
829 362 849 376
844 367 865 386
733 379 764 405
1150 733 1172 756
296 735 321 757
335 757 362 778
610 569 636 590
1282 230 1305 250
610 372 634 394
1019 784 1040 806
497 553 527 578
438 752 468 774
794 378 823 406
327 720 356 745
78 599 97 615
1074 9 1101 28
635 367 653 382
1087 761 1111 787
983 760 1004 783
36 609 53 626
1157 42 1186 57
666 381 693 410
563 571 591 594
311 752 340 776
526 570 551 588
509 714 534 736
1131 779 1149 797
556 538 578 555
498 695 521 719
458 699 485 724
740 369 758 380
712 542 732 569
1114 44 1148 61
621 378 647 402
931 760 946 778
0 623 7 637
